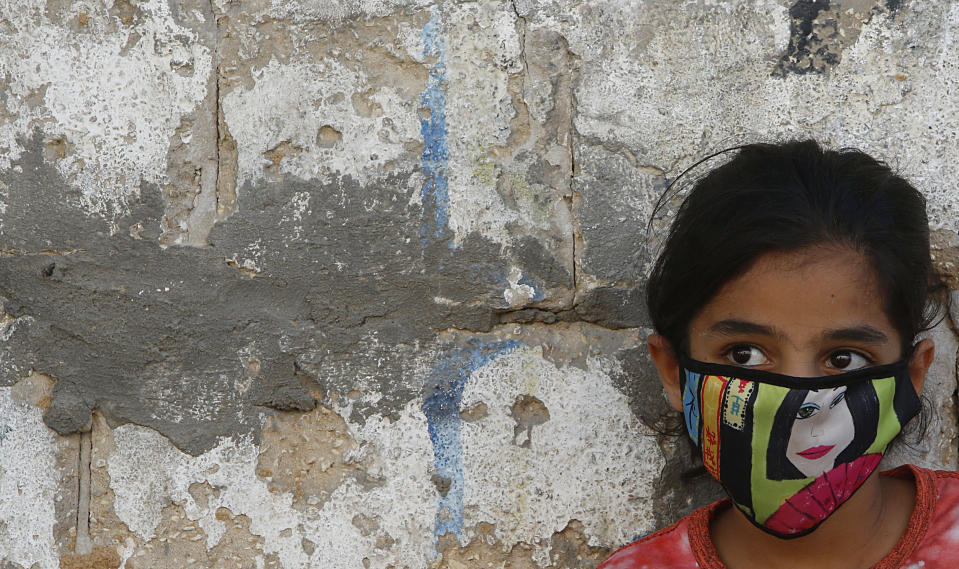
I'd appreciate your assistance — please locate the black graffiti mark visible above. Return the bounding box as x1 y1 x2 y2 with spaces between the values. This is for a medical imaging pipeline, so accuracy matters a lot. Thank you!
774 0 834 76
773 1 905 77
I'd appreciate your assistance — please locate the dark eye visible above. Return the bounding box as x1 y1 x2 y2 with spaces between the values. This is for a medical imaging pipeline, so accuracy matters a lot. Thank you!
797 402 820 419
727 345 767 366
827 350 870 371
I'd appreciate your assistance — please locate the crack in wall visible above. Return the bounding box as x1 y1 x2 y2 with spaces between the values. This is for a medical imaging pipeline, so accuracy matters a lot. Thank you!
565 48 579 297
74 430 93 556
210 0 221 224
211 1 238 222
510 2 579 305
0 248 84 257
494 290 646 329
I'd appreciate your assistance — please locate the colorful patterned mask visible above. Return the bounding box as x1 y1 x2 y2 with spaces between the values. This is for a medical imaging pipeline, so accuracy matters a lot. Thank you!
678 355 920 538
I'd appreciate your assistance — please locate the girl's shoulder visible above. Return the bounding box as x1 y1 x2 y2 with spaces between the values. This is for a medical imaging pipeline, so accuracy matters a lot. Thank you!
887 464 959 568
596 465 959 569
596 502 725 569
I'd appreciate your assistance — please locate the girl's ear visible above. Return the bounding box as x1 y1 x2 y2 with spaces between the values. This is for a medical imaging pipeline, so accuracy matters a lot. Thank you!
648 333 683 411
908 338 935 396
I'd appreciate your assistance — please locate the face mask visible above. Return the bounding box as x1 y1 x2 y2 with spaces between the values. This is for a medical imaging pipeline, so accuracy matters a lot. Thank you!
678 355 920 539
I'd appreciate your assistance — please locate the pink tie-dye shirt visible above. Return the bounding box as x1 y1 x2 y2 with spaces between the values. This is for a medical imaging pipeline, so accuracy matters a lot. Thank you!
598 466 959 569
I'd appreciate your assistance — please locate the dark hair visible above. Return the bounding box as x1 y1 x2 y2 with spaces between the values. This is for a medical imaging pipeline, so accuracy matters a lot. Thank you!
766 383 879 480
647 139 941 356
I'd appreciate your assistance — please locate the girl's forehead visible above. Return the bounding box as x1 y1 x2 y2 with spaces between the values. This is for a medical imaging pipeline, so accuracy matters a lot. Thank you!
690 246 897 344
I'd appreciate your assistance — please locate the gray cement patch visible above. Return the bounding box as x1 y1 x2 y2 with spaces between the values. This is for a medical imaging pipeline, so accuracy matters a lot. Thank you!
0 133 576 454
573 142 661 286
574 285 648 329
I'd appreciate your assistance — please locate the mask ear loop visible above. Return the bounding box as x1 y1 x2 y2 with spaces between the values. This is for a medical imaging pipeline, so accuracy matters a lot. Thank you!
902 340 939 432
646 144 750 247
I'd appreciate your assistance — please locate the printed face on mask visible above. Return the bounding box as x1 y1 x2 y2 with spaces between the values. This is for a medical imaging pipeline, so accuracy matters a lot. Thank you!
785 387 854 478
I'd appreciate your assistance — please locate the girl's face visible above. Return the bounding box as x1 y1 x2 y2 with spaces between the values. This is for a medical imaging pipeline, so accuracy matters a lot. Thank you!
785 386 855 477
686 246 903 378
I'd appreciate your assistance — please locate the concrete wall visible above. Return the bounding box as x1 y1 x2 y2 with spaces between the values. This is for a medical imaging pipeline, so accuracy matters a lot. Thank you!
0 0 957 567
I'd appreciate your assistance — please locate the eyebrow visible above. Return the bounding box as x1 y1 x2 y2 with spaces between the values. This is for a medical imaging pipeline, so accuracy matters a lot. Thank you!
822 326 889 344
706 319 889 345
707 320 780 338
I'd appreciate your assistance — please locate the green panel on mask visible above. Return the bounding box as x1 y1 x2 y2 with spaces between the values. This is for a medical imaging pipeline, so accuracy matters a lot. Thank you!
867 377 900 455
749 383 810 524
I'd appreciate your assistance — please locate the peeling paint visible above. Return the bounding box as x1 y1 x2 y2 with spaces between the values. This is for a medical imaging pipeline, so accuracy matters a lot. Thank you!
442 2 524 247
0 0 213 216
419 10 452 242
2 2 959 567
222 57 420 192
266 0 433 23
106 405 436 569
459 345 663 565
422 339 520 542
97 327 662 568
0 387 58 569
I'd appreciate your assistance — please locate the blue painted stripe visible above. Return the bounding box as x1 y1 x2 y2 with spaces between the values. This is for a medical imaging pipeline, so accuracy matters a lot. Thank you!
422 339 521 543
419 11 450 242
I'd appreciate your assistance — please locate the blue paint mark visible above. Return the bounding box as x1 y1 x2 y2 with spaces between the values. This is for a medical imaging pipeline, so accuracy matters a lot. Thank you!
419 11 450 242
470 263 507 284
422 339 521 542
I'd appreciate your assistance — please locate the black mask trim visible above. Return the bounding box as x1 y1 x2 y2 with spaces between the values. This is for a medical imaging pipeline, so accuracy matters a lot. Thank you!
678 354 909 390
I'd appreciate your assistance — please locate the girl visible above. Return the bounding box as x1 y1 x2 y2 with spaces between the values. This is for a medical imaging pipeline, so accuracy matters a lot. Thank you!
598 140 959 569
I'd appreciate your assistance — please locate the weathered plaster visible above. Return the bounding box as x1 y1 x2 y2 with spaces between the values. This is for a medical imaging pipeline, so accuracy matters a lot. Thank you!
0 0 214 225
0 385 59 569
265 0 433 23
0 135 573 453
458 342 663 565
94 325 661 568
223 57 421 194
2 1 959 567
549 0 959 286
440 2 524 246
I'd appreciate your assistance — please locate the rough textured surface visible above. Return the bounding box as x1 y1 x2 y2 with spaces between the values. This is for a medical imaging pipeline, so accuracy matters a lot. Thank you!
255 405 358 512
0 385 59 569
84 327 654 568
0 0 958 567
0 0 217 243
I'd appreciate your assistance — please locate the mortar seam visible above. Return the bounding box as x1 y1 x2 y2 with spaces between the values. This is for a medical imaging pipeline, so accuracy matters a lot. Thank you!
210 0 221 221
75 430 93 555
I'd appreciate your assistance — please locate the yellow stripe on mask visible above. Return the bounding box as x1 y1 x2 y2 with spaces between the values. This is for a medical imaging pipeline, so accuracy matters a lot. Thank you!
701 375 729 480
